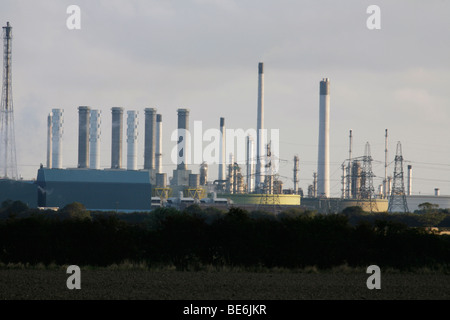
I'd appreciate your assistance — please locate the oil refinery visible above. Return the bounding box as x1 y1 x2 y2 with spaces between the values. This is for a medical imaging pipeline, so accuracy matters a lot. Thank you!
1 21 450 214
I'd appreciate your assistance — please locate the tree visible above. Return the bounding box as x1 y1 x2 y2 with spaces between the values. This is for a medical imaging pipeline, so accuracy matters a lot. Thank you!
59 202 91 220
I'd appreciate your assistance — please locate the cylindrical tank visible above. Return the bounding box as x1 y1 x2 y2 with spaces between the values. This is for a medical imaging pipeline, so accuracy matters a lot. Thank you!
435 188 440 196
189 174 200 188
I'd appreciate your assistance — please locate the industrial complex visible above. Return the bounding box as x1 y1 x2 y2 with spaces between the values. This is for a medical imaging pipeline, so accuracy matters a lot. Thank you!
1 21 450 214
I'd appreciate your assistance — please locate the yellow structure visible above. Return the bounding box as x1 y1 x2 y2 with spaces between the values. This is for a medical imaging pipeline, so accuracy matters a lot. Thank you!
340 199 388 213
221 194 301 206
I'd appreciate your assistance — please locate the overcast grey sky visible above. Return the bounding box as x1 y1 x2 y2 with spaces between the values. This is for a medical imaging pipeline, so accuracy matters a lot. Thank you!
2 0 450 196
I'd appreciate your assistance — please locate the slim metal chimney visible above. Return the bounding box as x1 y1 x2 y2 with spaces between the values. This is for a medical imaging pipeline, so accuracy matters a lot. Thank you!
407 165 412 196
155 114 163 174
256 62 264 193
111 107 124 169
246 135 254 193
144 108 156 170
77 106 90 168
177 108 189 170
51 108 63 169
317 78 330 197
89 109 101 170
127 110 138 170
384 129 388 198
219 117 226 181
293 155 299 194
46 113 52 168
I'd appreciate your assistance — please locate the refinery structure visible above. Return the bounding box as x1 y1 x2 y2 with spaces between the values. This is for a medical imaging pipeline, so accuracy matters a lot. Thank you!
1 21 450 213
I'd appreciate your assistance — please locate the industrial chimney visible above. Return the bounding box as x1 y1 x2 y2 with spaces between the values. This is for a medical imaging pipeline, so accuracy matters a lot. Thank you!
51 108 64 169
255 62 264 193
219 117 226 182
155 114 163 174
246 135 254 193
127 110 138 170
46 113 52 168
407 165 412 196
144 108 156 170
317 78 330 197
77 106 90 168
177 108 189 170
89 110 101 170
111 107 124 169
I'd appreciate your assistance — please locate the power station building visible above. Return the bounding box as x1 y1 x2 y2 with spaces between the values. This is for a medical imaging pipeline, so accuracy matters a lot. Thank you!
36 168 152 211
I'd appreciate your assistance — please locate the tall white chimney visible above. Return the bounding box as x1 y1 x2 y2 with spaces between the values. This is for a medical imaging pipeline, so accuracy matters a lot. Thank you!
127 110 138 170
219 117 226 181
89 109 101 170
256 62 264 193
407 165 412 196
155 114 163 174
246 135 254 193
47 113 52 168
51 108 63 169
317 78 330 197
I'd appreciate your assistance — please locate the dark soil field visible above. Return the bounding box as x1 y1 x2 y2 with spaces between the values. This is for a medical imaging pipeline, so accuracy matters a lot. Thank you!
0 268 449 300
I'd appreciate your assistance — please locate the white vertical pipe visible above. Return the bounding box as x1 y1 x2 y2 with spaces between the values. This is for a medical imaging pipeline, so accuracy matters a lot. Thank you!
47 113 52 168
127 110 138 170
89 110 101 170
51 108 63 169
246 135 254 193
317 78 330 197
407 165 412 196
219 117 226 181
256 62 264 192
155 114 163 173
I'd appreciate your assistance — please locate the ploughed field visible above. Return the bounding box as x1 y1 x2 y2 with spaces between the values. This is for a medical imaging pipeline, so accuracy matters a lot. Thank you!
1 268 449 300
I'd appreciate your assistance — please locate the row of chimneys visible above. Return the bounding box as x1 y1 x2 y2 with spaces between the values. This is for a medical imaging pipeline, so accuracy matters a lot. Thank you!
46 107 164 171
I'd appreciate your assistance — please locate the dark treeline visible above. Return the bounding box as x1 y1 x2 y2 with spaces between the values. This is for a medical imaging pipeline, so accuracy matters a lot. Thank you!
0 201 450 271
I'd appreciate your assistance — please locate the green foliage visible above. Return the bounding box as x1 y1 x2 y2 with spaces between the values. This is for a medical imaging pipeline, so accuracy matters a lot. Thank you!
0 204 450 271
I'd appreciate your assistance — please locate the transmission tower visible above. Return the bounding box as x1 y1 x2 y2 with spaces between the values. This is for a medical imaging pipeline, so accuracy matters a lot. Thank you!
358 142 377 212
388 142 409 213
0 22 18 179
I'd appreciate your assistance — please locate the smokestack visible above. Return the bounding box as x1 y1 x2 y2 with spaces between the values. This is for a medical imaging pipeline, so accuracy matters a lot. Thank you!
77 106 90 168
177 108 190 170
246 135 254 193
256 62 264 193
155 114 163 173
144 108 157 170
111 107 124 169
47 113 52 168
384 129 388 198
317 78 330 197
294 155 299 194
407 165 412 196
89 110 101 170
346 129 353 199
219 117 226 181
51 108 63 169
435 188 440 196
127 110 139 170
